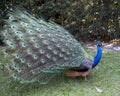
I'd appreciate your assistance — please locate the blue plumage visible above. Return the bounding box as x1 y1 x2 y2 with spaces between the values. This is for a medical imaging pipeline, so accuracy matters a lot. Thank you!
72 41 102 72
93 41 102 68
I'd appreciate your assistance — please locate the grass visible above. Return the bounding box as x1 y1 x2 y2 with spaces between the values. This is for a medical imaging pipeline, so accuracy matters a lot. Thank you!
0 50 120 96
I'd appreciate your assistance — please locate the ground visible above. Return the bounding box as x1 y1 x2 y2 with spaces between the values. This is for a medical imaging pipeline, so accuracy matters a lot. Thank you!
0 44 120 96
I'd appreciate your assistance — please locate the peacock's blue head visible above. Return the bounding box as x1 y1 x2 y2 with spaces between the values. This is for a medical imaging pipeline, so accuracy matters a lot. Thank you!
96 40 102 47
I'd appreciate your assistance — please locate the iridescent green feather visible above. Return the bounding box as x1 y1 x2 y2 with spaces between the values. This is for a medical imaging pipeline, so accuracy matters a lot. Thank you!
1 7 93 84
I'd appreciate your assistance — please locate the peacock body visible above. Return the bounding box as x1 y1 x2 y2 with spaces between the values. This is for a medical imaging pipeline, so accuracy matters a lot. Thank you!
1 7 102 84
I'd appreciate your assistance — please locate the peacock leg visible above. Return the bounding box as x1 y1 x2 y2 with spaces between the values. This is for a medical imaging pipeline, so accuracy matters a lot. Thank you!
82 70 91 81
84 76 88 81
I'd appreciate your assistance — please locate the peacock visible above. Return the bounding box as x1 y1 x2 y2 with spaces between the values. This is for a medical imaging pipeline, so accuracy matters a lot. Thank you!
0 7 102 84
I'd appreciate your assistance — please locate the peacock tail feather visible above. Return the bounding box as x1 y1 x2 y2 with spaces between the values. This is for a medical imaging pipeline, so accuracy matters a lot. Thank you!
1 7 93 84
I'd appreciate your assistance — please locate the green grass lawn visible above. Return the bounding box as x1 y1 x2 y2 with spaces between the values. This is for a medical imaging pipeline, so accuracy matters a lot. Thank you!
0 50 120 96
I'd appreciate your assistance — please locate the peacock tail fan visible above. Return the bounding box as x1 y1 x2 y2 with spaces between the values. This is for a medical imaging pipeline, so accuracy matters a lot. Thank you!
1 7 93 84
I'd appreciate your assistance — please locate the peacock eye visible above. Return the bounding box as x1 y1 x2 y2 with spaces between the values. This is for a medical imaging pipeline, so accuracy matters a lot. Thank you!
20 58 25 63
17 68 22 72
43 40 49 45
12 73 17 78
37 28 41 31
10 43 13 45
41 58 45 63
39 49 45 54
13 74 17 76
8 66 12 70
11 25 16 29
31 70 36 74
27 63 32 67
28 50 32 54
46 53 51 59
20 36 24 40
29 30 33 34
5 50 8 54
4 33 8 36
22 43 27 47
33 55 38 59
9 16 14 20
16 55 19 58
52 57 57 62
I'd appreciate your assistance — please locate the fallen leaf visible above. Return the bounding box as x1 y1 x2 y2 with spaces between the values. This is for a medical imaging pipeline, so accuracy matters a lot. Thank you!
95 86 103 93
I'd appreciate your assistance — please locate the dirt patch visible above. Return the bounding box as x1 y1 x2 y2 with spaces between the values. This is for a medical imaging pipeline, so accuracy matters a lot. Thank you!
85 42 120 52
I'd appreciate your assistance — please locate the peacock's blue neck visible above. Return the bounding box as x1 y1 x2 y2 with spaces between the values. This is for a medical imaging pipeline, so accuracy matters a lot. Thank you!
92 45 102 68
